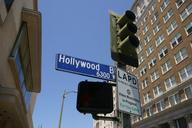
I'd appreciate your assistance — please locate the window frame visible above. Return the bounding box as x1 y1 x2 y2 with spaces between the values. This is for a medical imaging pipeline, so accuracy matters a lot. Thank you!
169 92 180 106
8 23 32 111
159 46 168 59
175 0 185 8
153 84 163 97
4 0 14 11
170 33 182 48
174 48 188 64
142 78 149 89
161 60 172 74
163 9 173 23
156 34 165 47
151 70 160 82
180 3 192 21
165 75 177 90
166 20 178 35
145 106 152 117
144 92 151 104
140 65 147 77
146 44 154 56
185 22 192 36
156 100 165 113
153 23 161 35
179 64 192 82
149 58 157 69
160 0 170 12
184 85 192 99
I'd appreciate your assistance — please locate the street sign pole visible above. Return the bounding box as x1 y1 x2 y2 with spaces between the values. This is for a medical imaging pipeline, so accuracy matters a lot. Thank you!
123 113 132 128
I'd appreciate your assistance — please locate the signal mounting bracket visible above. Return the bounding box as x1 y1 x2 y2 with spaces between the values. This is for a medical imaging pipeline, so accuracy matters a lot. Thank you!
92 114 120 122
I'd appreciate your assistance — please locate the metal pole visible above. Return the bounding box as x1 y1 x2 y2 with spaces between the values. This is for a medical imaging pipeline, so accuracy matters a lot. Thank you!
58 90 77 128
123 113 132 128
58 90 66 128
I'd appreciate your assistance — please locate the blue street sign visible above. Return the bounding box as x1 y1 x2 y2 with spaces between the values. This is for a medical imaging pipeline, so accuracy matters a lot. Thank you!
55 54 116 81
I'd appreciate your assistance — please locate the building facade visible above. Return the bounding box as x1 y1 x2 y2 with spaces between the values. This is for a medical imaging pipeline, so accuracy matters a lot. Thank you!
129 0 192 128
0 0 41 127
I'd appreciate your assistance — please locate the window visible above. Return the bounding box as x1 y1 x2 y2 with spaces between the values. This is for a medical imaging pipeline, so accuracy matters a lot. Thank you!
167 20 178 35
131 67 136 72
4 0 14 11
156 100 165 112
180 3 192 21
146 45 154 56
151 70 160 82
174 48 188 64
140 21 143 26
161 60 172 74
153 84 163 97
184 85 192 99
9 23 32 110
153 23 161 35
160 0 169 12
146 107 152 117
142 78 149 89
144 34 152 45
176 0 185 8
159 46 168 59
152 4 155 11
179 64 192 82
171 33 182 48
165 76 177 90
156 34 165 46
151 12 159 24
163 9 173 23
144 92 152 104
143 25 148 35
185 22 192 35
169 93 181 106
143 15 148 23
141 5 146 15
139 54 145 65
140 65 147 77
149 58 157 68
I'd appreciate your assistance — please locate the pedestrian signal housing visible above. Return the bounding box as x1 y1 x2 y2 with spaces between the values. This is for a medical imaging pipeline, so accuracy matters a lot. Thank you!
76 81 113 114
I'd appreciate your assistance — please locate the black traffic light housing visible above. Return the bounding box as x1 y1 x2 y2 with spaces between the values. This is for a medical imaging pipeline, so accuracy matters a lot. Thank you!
76 81 113 114
110 10 140 67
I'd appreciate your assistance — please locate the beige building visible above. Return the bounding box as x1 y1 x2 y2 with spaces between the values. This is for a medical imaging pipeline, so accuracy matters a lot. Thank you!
0 0 41 127
128 0 192 128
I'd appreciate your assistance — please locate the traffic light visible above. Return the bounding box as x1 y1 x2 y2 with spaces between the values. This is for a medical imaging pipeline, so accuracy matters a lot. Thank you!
76 81 113 114
110 10 140 67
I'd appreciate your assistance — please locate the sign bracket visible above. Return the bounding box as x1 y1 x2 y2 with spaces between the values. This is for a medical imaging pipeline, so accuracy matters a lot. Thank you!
92 114 120 122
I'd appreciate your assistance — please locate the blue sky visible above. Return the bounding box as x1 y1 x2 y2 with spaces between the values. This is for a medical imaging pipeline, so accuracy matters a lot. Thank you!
33 0 134 127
